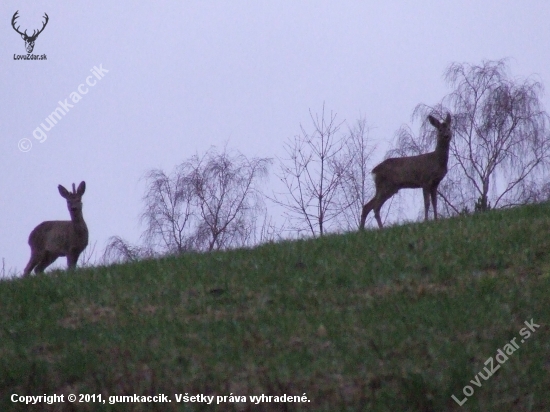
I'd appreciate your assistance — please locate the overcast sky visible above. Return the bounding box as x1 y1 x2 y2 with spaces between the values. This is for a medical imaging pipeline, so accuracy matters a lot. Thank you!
2 1 550 275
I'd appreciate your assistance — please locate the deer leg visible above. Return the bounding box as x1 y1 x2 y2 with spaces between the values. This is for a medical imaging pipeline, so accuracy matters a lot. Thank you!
35 252 57 273
373 207 384 229
67 253 79 270
23 253 42 277
373 190 397 229
422 188 430 221
360 198 377 230
430 186 438 220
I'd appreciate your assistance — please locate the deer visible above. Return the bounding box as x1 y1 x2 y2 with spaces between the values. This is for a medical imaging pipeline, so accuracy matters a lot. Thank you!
11 10 49 54
23 181 88 277
360 113 452 229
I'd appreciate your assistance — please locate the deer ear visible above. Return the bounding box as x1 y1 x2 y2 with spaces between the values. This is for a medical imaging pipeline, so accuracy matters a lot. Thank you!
77 181 86 195
428 115 440 128
58 185 70 199
445 113 451 125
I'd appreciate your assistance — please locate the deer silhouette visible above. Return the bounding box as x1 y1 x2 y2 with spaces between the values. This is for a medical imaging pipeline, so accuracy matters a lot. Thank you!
23 182 88 276
360 113 452 229
11 11 49 53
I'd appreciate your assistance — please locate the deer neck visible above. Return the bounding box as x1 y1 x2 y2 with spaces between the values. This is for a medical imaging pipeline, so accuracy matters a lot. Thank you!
69 209 87 232
435 139 450 166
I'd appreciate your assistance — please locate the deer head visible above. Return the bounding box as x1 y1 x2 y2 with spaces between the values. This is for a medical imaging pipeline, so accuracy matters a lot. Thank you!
12 11 49 53
59 182 86 217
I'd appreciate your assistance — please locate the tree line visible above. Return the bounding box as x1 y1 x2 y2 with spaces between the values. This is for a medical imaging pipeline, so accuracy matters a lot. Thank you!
102 59 550 263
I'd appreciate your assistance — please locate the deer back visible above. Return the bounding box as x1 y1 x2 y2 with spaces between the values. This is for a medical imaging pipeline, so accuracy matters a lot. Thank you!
29 220 88 256
373 152 445 189
373 113 452 189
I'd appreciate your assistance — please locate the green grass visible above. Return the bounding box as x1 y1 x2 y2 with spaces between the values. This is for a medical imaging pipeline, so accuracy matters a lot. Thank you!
1 203 549 411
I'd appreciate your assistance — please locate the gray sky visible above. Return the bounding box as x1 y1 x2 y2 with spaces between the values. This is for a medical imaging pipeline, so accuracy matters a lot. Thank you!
2 1 550 274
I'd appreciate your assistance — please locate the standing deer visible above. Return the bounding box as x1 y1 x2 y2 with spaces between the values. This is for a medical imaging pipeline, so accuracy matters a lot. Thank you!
360 113 452 229
23 181 88 276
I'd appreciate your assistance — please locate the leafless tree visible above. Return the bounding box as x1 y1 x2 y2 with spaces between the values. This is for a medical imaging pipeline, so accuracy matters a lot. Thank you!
184 147 271 251
391 59 550 216
140 168 195 254
102 236 154 264
140 146 271 254
335 117 377 230
273 105 348 236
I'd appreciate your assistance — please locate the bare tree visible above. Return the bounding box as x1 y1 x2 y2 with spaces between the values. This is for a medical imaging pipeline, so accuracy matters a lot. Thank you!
140 146 271 254
273 105 348 236
335 117 377 230
102 236 154 264
140 168 195 254
184 147 271 251
392 59 550 216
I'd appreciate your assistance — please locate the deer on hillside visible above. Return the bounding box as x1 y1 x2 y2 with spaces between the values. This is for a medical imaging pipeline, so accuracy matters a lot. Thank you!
23 181 89 276
360 113 452 229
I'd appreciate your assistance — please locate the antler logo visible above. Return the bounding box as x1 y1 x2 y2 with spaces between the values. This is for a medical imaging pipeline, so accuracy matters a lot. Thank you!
11 10 49 53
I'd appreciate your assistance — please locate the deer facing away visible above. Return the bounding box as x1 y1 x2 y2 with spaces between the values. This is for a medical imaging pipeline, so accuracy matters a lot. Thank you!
360 113 452 229
23 181 88 276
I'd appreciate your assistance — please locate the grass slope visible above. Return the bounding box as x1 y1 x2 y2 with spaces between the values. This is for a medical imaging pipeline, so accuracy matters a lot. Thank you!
1 204 549 411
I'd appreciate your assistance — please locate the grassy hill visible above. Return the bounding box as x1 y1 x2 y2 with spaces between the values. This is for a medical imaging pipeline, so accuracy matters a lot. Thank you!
1 203 549 411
